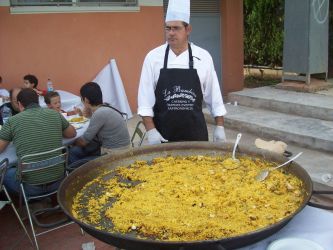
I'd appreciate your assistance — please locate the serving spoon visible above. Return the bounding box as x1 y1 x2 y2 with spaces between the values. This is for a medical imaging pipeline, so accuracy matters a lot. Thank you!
232 133 242 162
222 133 242 169
255 152 303 181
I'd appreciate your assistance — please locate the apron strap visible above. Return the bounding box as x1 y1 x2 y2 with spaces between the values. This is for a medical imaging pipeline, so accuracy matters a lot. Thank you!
188 43 194 69
163 43 194 69
163 45 170 69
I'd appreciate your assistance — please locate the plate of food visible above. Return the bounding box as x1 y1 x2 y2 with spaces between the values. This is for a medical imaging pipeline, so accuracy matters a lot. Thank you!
68 116 88 124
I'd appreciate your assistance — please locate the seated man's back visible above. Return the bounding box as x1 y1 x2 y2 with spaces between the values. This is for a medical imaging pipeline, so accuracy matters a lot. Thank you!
68 82 130 165
85 105 130 150
0 88 76 195
1 106 68 159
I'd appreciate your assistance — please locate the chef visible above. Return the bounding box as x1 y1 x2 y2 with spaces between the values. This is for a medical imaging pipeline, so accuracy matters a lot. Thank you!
137 0 227 144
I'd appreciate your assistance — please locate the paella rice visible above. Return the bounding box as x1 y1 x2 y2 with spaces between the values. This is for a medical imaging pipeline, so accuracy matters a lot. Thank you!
72 155 305 241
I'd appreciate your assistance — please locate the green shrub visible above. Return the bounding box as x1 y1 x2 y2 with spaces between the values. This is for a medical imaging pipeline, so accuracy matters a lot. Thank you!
244 0 284 67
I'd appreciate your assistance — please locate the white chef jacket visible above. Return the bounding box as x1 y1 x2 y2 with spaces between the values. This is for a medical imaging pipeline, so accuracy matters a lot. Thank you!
137 43 227 118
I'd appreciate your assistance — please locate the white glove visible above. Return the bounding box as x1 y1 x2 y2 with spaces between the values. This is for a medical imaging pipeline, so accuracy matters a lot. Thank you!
213 126 226 142
147 128 168 145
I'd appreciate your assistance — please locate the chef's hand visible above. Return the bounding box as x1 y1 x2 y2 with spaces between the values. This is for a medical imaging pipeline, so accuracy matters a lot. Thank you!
147 128 168 145
213 126 226 142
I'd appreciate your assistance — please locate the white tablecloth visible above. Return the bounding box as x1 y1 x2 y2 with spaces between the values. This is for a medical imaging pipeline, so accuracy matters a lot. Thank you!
240 205 333 250
93 59 133 118
0 121 89 166
39 90 81 112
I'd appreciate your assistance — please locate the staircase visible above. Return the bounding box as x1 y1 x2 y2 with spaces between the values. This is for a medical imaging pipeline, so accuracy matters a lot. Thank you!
211 86 333 152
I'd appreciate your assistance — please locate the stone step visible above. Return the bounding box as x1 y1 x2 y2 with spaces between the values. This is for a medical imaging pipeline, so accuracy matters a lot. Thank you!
228 86 333 121
205 104 333 152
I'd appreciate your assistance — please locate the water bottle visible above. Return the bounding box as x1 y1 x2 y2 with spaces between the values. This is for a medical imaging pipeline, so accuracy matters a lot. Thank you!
47 78 54 92
2 105 12 124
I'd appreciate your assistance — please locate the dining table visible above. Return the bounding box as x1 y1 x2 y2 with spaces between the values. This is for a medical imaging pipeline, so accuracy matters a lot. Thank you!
0 118 89 166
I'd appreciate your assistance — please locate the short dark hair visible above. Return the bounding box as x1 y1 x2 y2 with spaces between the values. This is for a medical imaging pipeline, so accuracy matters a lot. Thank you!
17 88 39 108
44 91 60 104
23 74 38 88
80 82 103 106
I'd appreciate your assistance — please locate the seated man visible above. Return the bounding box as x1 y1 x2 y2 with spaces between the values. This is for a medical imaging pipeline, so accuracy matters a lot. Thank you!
69 82 130 165
23 74 47 96
44 91 81 116
0 87 21 125
0 76 9 99
0 88 76 196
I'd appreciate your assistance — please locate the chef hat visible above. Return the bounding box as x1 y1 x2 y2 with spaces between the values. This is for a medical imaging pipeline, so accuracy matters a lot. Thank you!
165 0 190 24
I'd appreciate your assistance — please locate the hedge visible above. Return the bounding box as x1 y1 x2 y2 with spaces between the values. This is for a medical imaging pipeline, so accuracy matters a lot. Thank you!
244 0 284 67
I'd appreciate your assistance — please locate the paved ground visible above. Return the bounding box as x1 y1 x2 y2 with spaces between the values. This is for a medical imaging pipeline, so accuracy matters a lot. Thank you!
317 87 333 96
317 78 333 96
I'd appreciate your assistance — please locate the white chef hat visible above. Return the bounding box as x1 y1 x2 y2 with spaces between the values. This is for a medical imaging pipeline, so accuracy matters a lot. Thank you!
165 0 190 24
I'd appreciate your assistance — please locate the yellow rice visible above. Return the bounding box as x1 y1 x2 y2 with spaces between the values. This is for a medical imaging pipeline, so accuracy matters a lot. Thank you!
72 155 305 241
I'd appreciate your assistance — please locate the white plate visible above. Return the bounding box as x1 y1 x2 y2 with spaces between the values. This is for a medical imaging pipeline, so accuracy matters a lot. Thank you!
267 238 324 250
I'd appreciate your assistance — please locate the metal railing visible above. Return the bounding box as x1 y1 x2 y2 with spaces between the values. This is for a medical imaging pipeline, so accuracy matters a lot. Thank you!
10 0 137 7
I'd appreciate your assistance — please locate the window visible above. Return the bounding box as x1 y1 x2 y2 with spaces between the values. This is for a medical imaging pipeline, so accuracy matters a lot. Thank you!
163 0 220 15
10 0 137 7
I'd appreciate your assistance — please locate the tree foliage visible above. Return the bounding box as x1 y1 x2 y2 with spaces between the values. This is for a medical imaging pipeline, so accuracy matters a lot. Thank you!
244 0 284 67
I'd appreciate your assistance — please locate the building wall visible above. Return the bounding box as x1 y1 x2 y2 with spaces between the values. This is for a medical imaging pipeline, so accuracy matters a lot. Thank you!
0 0 244 111
221 0 244 95
0 5 165 110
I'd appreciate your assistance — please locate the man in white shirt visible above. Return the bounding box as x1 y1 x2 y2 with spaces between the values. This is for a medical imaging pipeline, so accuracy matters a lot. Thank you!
137 0 227 144
0 76 9 99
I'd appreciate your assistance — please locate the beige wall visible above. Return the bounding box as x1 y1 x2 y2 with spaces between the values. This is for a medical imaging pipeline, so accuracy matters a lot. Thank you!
0 6 164 110
0 1 244 111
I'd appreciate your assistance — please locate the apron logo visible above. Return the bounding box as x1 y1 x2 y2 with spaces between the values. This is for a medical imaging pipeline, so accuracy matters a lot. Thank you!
173 85 181 93
163 86 197 111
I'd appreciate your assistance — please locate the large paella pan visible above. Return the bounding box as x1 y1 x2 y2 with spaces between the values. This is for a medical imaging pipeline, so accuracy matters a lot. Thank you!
58 142 312 250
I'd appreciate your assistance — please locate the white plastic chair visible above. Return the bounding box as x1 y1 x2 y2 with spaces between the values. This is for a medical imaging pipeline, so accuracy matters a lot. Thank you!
18 146 73 250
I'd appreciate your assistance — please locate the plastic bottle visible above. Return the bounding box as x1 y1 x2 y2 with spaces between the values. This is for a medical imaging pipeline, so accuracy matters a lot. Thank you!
47 78 54 92
2 105 12 124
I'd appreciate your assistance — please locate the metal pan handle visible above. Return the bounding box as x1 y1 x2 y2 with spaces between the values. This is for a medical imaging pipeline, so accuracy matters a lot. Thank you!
308 190 333 210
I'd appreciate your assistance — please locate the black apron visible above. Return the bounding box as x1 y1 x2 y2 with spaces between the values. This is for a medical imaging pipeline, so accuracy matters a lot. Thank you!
153 44 208 142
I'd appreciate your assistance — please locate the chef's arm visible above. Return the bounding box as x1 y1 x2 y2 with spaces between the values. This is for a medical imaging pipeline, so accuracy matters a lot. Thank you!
141 116 156 131
215 116 224 126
